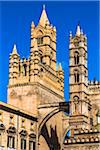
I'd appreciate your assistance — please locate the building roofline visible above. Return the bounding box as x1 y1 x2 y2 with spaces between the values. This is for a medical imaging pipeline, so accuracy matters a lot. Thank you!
0 101 37 122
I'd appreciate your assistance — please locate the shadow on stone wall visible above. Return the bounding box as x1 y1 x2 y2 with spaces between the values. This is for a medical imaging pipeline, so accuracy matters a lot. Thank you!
41 123 61 150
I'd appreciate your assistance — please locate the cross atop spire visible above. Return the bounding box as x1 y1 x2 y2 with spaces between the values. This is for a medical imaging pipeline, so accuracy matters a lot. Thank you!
38 5 50 27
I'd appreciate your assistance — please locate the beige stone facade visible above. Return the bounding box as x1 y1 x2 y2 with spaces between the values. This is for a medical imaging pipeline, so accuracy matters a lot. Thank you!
0 102 37 150
0 5 100 150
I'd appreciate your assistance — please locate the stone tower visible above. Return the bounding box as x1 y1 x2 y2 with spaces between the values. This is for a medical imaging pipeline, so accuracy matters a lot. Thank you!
69 24 91 136
7 6 65 149
8 5 64 115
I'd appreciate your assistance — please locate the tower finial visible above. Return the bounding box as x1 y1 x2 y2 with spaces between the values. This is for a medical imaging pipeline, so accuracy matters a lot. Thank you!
43 4 45 10
78 20 80 26
70 31 72 36
76 22 81 36
39 4 50 27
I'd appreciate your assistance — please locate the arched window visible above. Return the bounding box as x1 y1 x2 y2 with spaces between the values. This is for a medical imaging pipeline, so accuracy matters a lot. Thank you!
73 96 79 101
37 30 43 45
23 64 27 76
40 55 43 64
7 136 15 149
74 51 79 65
7 126 16 149
21 138 26 150
20 130 27 150
73 96 79 114
74 70 79 83
29 133 36 150
37 37 43 45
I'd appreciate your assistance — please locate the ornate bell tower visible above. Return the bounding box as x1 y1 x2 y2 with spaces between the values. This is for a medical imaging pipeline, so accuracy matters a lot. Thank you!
7 6 64 116
7 6 65 149
69 24 91 136
30 5 56 73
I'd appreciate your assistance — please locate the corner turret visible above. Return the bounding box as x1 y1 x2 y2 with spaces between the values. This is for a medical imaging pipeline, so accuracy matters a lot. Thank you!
9 44 20 85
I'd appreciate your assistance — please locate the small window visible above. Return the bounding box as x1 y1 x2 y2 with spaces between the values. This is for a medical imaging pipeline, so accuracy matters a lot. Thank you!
40 56 43 63
19 63 21 76
90 118 93 126
73 96 79 101
74 51 79 65
73 96 79 114
74 70 79 83
74 41 79 47
22 119 25 128
30 122 34 130
37 37 43 45
23 64 27 76
7 136 15 148
29 141 35 150
9 115 14 124
21 138 26 150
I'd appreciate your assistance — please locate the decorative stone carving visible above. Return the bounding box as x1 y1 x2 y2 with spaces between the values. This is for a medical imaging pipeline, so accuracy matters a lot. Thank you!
10 90 17 98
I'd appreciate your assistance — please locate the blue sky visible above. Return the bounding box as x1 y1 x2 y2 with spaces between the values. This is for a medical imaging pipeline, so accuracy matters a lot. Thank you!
0 1 99 102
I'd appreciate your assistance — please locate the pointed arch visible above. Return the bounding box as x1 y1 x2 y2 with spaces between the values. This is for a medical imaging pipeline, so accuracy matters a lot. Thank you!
35 26 45 35
73 95 79 101
36 30 44 45
36 30 43 36
7 126 16 134
74 51 79 65
0 123 5 131
74 69 80 83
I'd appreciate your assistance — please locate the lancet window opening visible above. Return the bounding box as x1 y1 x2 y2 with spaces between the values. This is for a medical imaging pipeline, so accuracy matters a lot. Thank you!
74 70 79 83
74 51 79 65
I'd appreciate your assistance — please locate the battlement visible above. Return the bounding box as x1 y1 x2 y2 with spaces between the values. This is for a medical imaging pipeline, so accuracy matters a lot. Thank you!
88 80 100 95
74 128 99 135
64 128 100 145
88 80 100 86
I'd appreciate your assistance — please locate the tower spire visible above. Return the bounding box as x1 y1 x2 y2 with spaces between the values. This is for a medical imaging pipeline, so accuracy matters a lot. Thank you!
38 5 50 27
12 44 18 55
76 22 81 36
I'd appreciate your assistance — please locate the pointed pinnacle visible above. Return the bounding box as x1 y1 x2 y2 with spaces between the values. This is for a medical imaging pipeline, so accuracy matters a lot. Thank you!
31 21 35 28
12 44 18 54
76 24 81 36
53 26 56 32
39 5 50 27
70 31 72 37
81 29 83 35
58 63 62 71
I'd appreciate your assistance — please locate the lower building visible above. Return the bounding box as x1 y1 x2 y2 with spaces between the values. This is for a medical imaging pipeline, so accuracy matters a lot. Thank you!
0 102 37 150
